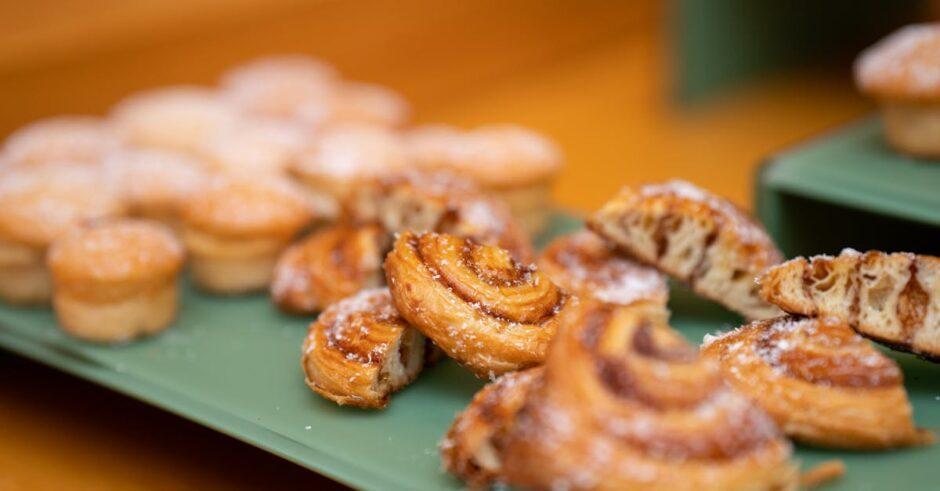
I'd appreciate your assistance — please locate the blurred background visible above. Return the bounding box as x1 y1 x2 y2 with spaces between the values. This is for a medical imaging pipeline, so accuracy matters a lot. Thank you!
0 1 934 488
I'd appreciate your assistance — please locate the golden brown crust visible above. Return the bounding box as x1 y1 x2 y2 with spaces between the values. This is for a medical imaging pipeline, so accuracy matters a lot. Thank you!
197 119 304 176
105 148 209 220
538 230 668 306
1 116 123 167
301 288 427 408
385 231 570 377
271 224 389 314
499 300 796 490
290 124 408 188
702 316 934 449
588 180 782 320
855 23 940 102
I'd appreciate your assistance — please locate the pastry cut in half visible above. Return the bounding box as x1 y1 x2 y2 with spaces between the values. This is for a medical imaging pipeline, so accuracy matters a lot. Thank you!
301 288 430 409
703 316 934 449
758 249 940 360
588 180 783 320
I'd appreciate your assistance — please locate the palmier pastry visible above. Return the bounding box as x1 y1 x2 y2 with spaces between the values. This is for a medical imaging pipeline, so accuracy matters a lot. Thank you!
301 288 429 408
181 176 315 294
0 165 126 305
385 231 570 378
271 224 389 314
499 300 797 490
589 180 782 320
1 116 123 167
346 170 533 262
855 23 940 158
702 316 934 449
48 219 184 342
441 367 541 488
759 249 940 360
220 55 339 121
537 230 668 306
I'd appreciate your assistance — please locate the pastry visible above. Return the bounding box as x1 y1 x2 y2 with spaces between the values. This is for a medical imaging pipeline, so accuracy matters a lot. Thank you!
198 119 305 176
404 124 562 236
271 224 389 314
441 367 541 488
301 288 430 408
48 219 184 342
758 249 940 360
0 165 126 305
537 230 668 306
385 231 571 377
499 300 797 491
312 81 410 128
703 316 934 449
220 55 339 122
111 86 241 153
855 23 940 158
345 170 533 262
589 180 783 320
1 116 123 167
180 176 315 294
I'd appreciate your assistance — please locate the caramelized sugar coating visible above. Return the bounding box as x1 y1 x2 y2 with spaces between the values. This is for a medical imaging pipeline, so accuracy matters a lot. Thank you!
220 55 339 120
271 224 390 314
537 230 668 306
589 180 783 320
385 231 570 377
499 300 796 491
301 288 430 408
105 148 209 223
855 23 940 102
1 116 123 167
703 316 934 449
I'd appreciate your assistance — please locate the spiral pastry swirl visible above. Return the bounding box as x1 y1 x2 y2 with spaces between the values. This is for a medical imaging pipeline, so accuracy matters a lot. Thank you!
703 316 934 449
499 300 796 491
271 224 389 314
301 288 430 408
385 231 570 377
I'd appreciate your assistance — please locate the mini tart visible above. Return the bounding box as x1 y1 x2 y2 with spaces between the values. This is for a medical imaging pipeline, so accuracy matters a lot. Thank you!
589 180 783 320
197 119 305 176
702 316 934 449
500 300 797 491
180 176 315 294
111 86 241 153
271 224 390 314
759 249 940 360
855 23 940 158
0 165 126 305
441 367 542 488
537 230 668 306
385 231 571 378
1 116 123 167
220 55 339 121
345 170 533 262
301 288 429 408
48 219 184 342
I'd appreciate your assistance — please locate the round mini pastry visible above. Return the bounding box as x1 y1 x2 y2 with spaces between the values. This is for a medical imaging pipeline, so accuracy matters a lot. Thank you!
301 288 430 408
105 148 209 228
313 81 410 128
499 300 797 491
48 219 184 342
702 316 934 449
537 230 668 306
0 165 126 305
180 176 315 294
385 231 571 378
198 119 305 176
111 86 241 153
271 224 390 314
1 116 123 167
220 55 339 121
855 23 940 157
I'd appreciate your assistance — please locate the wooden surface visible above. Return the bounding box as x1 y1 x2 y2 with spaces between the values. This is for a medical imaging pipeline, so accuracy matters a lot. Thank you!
0 1 871 489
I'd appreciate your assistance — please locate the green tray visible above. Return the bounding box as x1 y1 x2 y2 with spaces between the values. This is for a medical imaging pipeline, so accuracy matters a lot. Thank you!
0 213 938 490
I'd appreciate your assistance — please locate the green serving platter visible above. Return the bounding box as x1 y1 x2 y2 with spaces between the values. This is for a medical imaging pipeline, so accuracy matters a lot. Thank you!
0 213 939 490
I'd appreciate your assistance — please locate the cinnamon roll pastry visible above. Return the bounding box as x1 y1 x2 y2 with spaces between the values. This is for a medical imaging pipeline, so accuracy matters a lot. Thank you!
441 367 541 488
589 180 783 320
271 224 389 314
301 288 429 408
499 300 797 491
538 230 668 307
758 249 940 360
702 316 934 449
385 231 570 377
346 170 532 262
